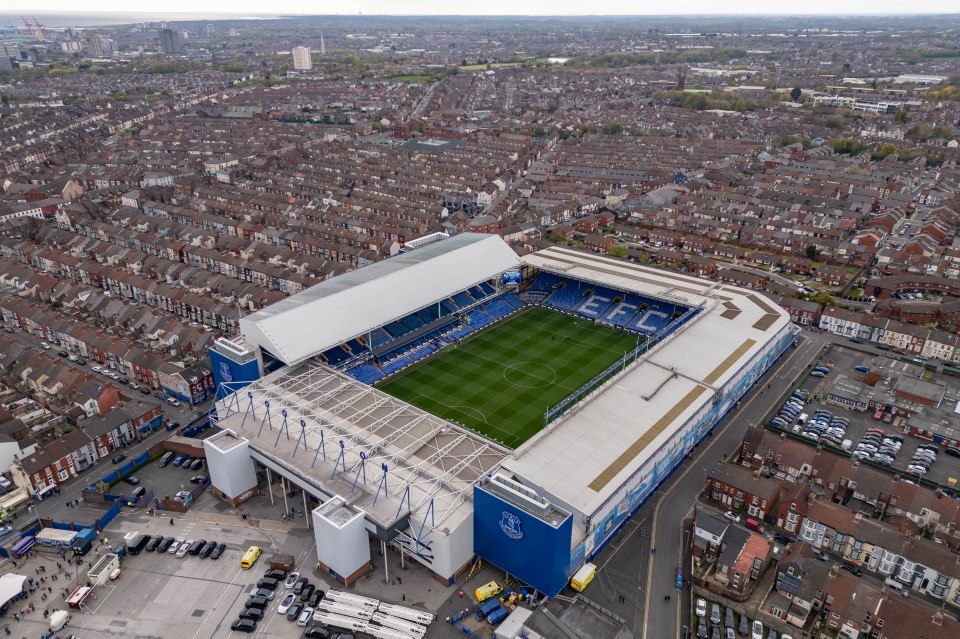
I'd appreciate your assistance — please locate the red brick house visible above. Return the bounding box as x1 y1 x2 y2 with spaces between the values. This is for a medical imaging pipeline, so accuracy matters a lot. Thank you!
18 429 97 492
709 463 783 520
775 296 822 326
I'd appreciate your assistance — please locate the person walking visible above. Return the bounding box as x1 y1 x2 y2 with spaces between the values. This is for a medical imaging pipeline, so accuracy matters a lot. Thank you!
169 518 174 526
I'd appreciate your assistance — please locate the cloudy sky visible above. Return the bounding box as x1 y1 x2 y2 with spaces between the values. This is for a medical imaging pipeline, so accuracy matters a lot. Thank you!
5 1 958 15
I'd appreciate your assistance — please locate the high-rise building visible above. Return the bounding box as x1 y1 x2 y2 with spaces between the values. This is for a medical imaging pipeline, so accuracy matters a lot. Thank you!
292 46 312 71
158 28 184 54
87 35 114 58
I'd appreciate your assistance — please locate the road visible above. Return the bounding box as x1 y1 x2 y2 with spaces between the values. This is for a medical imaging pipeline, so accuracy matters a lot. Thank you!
642 331 831 639
4 325 212 522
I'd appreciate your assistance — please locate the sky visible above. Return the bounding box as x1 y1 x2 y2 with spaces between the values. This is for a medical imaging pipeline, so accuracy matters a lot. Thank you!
3 1 958 16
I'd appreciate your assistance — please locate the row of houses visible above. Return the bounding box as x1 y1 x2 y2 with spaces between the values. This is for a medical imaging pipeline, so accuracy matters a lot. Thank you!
11 399 162 493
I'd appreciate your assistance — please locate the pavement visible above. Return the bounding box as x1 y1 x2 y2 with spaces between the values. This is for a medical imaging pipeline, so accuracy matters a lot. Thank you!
642 331 832 639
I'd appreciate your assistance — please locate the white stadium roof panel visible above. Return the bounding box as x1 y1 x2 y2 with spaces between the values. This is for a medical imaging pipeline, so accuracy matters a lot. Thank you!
239 233 521 365
506 250 791 518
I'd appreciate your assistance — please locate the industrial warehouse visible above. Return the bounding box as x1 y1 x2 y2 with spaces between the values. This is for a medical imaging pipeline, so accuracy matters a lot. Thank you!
204 234 798 597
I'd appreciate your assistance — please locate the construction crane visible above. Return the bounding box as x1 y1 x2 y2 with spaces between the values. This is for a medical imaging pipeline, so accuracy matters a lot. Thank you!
20 16 45 36
21 17 34 36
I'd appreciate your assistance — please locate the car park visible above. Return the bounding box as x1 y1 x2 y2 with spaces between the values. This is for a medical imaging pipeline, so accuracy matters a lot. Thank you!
278 593 297 614
211 543 226 560
231 619 256 632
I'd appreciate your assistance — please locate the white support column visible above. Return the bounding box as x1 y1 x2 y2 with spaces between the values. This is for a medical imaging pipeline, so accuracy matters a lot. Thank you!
282 476 289 516
266 465 274 506
382 539 389 583
302 489 310 530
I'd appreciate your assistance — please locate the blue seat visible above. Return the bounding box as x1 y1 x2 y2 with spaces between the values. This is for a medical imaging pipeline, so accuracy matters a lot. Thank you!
452 292 473 308
371 328 392 348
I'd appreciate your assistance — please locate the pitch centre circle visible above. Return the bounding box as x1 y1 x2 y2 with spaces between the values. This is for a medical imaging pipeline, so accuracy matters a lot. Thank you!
502 361 557 388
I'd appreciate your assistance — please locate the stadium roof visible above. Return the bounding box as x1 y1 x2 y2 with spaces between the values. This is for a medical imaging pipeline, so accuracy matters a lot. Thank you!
503 249 791 521
238 233 521 365
213 362 508 536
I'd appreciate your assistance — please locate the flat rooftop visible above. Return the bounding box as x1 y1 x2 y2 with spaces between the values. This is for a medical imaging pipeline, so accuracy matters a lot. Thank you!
503 249 791 521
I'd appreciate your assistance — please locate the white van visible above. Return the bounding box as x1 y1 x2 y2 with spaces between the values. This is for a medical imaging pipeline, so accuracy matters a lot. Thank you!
884 577 909 596
798 413 808 425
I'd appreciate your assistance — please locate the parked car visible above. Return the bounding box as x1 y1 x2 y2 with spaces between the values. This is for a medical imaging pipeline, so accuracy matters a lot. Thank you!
210 543 226 560
738 615 749 636
751 620 763 639
840 563 863 577
190 459 204 471
172 455 186 467
176 540 193 558
264 569 287 581
297 607 314 626
284 572 301 589
123 476 140 485
139 387 151 395
199 541 216 558
75 358 87 365
293 577 308 594
144 536 162 552
111 454 127 464
308 589 325 607
257 577 279 591
168 539 184 554
286 602 304 622
248 587 275 601
40 342 51 350
277 593 297 614
303 628 331 639
300 583 315 602
157 537 175 553
711 603 721 625
230 618 256 633
239 607 263 621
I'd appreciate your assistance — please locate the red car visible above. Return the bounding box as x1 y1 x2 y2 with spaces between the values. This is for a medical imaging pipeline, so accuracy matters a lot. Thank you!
873 409 883 420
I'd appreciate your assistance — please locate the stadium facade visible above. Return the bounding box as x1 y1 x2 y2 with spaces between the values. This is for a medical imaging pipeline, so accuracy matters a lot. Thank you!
205 234 797 595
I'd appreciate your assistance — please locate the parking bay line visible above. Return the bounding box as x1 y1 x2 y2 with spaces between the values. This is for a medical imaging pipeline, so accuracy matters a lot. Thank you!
191 551 246 639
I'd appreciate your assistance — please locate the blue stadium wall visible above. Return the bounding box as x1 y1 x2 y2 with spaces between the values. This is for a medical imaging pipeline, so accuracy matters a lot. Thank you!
473 484 573 597
209 347 264 400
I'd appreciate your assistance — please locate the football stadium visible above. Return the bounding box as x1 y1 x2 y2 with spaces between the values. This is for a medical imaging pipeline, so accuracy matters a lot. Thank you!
204 233 798 596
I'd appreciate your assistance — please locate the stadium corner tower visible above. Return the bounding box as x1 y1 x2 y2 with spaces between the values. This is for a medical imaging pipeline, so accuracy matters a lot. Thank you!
206 233 798 595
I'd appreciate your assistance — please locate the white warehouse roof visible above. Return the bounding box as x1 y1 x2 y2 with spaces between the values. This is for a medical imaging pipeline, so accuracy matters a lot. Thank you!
239 233 521 365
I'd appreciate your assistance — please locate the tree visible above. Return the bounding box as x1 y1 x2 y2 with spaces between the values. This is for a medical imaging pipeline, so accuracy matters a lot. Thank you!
605 122 623 135
895 108 908 124
790 86 802 102
608 244 628 258
805 244 821 261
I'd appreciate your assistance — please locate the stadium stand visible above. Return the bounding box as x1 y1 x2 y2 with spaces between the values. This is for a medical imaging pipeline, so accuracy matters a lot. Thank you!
544 285 585 311
371 328 393 348
350 364 384 385
452 291 474 309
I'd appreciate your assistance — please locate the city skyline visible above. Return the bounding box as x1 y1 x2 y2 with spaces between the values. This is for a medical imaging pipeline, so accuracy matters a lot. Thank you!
2 1 959 17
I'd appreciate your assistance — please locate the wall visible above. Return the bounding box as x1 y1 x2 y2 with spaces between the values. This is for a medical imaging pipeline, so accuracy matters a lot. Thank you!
209 347 264 400
474 483 573 596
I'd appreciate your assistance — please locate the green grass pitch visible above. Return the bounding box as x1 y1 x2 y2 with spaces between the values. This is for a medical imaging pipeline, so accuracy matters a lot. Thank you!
377 306 642 449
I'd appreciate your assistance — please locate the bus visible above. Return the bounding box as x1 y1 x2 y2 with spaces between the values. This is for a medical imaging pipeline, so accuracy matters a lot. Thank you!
369 612 427 637
376 602 435 625
240 545 262 569
571 562 597 591
326 589 379 609
314 600 375 620
11 535 36 557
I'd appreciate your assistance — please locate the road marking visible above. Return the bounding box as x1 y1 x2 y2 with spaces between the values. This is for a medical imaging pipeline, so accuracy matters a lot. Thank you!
642 335 818 638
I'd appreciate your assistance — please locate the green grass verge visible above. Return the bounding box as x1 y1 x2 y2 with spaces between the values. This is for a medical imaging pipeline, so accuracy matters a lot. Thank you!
377 306 640 448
